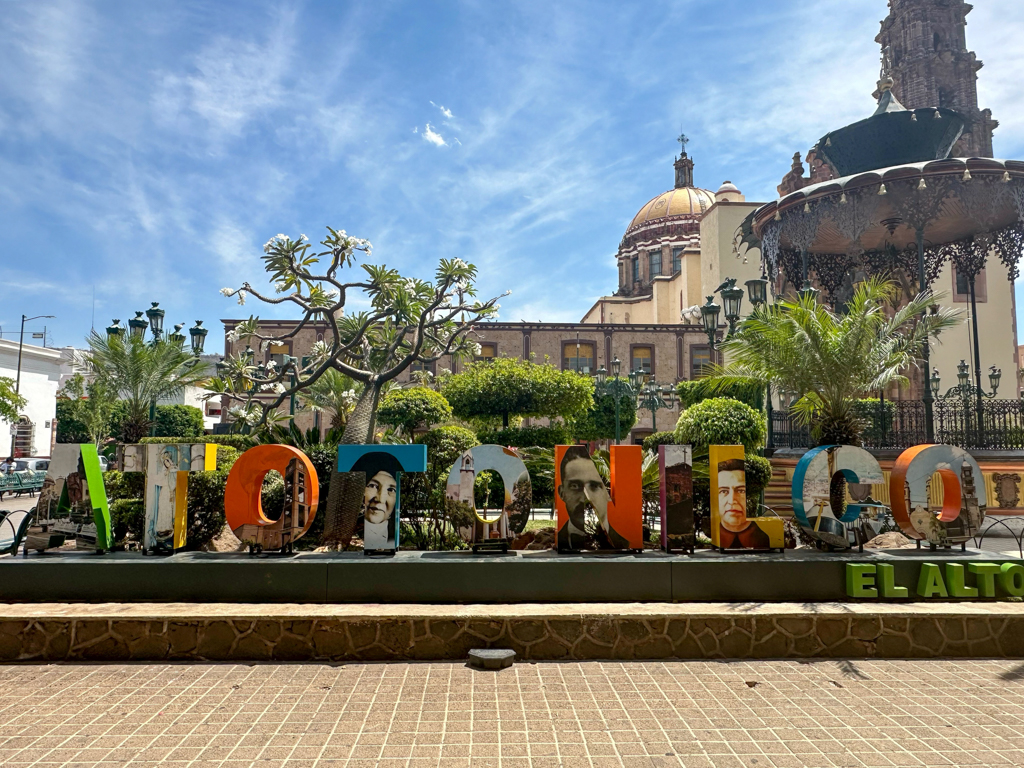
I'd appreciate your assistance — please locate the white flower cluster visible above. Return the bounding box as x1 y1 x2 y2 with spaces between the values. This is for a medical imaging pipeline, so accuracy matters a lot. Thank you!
452 258 468 269
260 383 286 394
341 389 358 406
237 290 247 306
469 342 482 356
225 329 239 343
228 406 261 426
274 280 289 294
334 229 373 258
263 234 288 254
220 287 234 297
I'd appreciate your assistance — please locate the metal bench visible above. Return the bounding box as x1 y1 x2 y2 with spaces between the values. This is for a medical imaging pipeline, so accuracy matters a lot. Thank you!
0 471 45 500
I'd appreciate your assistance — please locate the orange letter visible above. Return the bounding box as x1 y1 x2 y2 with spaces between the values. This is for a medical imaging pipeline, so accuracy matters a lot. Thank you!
225 445 319 554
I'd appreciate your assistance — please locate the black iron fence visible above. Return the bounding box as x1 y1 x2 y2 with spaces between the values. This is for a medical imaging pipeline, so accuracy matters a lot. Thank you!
771 398 1024 451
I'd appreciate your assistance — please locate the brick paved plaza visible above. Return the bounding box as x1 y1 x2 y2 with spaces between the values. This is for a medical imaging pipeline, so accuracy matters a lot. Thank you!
0 659 1022 767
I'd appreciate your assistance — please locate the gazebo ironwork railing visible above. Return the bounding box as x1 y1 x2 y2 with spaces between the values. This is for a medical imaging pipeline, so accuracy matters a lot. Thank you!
771 398 1024 452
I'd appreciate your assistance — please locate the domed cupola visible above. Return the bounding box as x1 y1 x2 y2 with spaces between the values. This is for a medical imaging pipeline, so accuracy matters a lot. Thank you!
617 135 716 295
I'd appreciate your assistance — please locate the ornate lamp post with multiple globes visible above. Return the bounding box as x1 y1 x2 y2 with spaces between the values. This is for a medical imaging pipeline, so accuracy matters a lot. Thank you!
106 305 208 436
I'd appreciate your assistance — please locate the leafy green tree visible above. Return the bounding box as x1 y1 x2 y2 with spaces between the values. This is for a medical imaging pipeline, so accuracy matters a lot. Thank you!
377 387 453 435
56 374 117 445
297 368 360 431
153 404 205 439
572 380 638 441
442 357 594 429
85 332 209 443
705 277 960 445
0 377 26 424
208 227 505 444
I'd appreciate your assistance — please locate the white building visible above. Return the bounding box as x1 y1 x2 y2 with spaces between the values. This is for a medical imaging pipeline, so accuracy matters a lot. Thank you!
0 339 70 458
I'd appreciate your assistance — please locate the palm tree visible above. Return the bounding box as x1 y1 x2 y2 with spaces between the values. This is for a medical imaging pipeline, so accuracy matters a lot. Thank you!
86 332 210 443
706 277 961 446
297 368 361 432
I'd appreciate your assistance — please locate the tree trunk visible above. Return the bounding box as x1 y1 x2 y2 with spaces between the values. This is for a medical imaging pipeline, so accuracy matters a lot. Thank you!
340 380 384 445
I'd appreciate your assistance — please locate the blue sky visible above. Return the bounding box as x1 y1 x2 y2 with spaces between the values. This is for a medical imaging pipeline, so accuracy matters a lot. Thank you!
2 0 1023 352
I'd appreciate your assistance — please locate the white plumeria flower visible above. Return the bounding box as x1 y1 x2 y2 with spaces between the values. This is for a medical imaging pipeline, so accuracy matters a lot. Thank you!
275 281 289 293
299 234 308 241
220 287 234 296
236 290 247 305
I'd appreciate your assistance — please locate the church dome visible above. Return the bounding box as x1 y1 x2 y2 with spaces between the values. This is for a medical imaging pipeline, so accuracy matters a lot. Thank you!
627 186 716 232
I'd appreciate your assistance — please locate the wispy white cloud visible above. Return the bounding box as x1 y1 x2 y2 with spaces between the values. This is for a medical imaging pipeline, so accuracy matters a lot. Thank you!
430 101 454 120
422 123 447 147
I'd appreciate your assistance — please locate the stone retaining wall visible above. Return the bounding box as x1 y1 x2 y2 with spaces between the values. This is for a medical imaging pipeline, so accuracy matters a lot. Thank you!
2 603 1023 662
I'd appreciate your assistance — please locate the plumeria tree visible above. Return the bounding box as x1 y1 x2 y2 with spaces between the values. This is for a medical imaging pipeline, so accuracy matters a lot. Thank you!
208 227 506 444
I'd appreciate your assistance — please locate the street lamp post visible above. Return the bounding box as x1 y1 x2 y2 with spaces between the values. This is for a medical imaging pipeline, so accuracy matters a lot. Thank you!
595 357 637 445
745 276 773 451
109 304 207 438
932 361 1002 447
10 313 55 458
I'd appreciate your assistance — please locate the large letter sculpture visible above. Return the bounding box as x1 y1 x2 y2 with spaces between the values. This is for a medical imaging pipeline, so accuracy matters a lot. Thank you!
25 444 111 553
890 444 986 547
792 445 886 549
709 445 784 552
121 443 218 554
224 444 318 554
334 445 427 554
445 445 532 552
659 445 694 553
555 444 643 553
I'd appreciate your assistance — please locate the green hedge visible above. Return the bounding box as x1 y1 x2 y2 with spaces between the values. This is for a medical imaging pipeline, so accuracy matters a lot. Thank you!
642 431 677 452
140 434 256 451
476 425 574 449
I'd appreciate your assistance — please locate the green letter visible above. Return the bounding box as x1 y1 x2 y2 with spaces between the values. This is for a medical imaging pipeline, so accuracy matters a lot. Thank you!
917 563 948 598
1000 563 1024 597
846 564 877 598
968 563 1002 598
877 563 909 598
945 564 979 598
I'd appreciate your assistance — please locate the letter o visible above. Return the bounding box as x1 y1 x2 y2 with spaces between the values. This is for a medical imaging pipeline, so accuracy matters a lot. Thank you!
1000 563 1024 597
225 445 319 552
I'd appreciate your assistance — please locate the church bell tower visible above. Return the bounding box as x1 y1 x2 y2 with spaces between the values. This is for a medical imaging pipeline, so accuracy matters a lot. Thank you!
876 0 998 157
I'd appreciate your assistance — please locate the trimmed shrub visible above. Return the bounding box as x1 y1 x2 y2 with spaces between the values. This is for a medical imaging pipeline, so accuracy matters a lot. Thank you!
674 397 766 452
416 426 480 481
102 470 145 502
677 380 764 411
109 498 144 544
476 425 573 449
186 470 229 549
153 404 205 438
642 431 677 453
377 387 453 434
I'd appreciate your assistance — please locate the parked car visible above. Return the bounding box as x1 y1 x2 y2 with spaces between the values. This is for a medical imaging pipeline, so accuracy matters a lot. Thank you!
13 458 49 472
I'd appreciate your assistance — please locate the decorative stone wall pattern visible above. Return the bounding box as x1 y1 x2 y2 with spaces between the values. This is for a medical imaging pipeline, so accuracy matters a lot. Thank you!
1 604 1022 663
